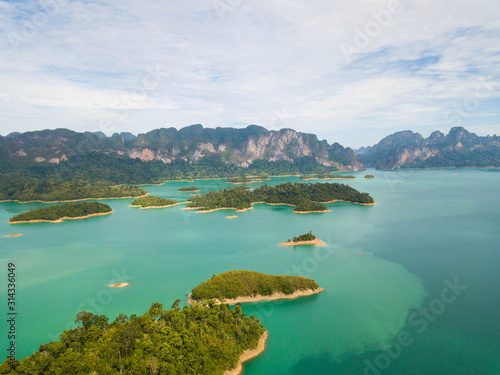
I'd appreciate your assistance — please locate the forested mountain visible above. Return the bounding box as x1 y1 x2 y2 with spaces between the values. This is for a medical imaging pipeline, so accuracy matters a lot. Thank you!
0 125 362 173
357 127 500 170
1 126 498 183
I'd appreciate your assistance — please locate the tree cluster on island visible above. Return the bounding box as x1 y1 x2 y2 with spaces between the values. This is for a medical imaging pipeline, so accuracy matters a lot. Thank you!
190 270 320 301
288 231 316 243
300 173 356 180
130 196 178 208
186 182 374 212
226 176 255 183
178 186 199 192
364 175 375 179
0 302 264 375
0 179 146 203
9 202 112 222
226 173 270 184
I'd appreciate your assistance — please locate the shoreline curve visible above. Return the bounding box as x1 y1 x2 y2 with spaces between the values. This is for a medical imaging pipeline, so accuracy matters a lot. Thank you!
224 331 268 375
9 211 113 224
279 238 326 246
188 287 324 305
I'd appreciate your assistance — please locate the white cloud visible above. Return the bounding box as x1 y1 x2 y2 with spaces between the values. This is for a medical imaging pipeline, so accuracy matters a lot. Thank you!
0 0 499 147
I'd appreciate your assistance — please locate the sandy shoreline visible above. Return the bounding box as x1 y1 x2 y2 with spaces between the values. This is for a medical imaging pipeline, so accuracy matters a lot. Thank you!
0 194 148 204
188 287 324 305
279 238 326 246
184 206 254 213
184 199 374 213
130 202 186 209
9 211 113 224
316 199 376 206
109 282 130 288
224 331 268 375
300 177 356 181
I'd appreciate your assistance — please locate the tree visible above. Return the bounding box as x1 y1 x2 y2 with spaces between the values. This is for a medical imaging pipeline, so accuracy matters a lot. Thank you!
75 311 99 329
148 302 164 320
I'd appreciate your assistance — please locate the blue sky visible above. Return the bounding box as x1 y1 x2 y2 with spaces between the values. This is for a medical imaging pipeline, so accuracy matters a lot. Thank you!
0 0 499 148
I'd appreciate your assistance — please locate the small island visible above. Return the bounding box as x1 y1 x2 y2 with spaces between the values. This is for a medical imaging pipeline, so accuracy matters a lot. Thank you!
7 234 23 237
109 283 130 288
178 186 200 192
186 182 374 213
364 174 375 179
130 196 179 208
9 202 113 224
226 176 261 184
226 215 238 219
280 231 326 246
189 270 323 304
10 302 266 375
300 173 356 180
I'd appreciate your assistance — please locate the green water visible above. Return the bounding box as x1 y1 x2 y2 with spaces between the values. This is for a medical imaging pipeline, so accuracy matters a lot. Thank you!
1 169 499 374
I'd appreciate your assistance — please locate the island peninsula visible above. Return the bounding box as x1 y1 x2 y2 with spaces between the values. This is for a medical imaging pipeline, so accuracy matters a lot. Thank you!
9 202 113 224
130 196 179 208
188 270 323 304
186 182 374 213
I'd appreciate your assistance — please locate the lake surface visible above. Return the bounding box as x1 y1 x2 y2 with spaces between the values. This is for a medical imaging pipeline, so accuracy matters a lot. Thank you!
1 169 499 374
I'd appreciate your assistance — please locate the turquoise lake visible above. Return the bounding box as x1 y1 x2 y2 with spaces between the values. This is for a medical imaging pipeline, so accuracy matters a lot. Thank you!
1 169 499 374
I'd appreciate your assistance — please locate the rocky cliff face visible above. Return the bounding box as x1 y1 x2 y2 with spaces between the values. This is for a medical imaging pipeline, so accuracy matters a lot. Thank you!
358 127 500 169
1 125 363 170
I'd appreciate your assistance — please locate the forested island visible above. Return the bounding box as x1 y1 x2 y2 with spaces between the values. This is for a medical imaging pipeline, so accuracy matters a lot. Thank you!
364 175 375 179
178 186 200 192
186 182 374 213
1 303 266 375
130 196 179 208
189 270 323 304
280 232 326 246
9 202 113 223
300 173 356 180
226 176 260 184
0 179 146 203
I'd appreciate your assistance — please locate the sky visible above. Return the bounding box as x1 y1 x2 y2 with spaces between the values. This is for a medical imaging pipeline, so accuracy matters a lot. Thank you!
0 0 499 148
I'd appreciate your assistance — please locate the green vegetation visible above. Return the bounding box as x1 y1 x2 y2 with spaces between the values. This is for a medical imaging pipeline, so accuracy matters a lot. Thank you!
131 196 178 208
287 232 316 242
293 200 328 212
186 182 374 212
0 178 146 202
226 173 270 183
226 176 255 183
364 174 375 179
2 152 340 186
0 302 264 374
178 186 199 192
190 270 320 301
9 202 112 223
187 186 253 210
300 173 356 180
